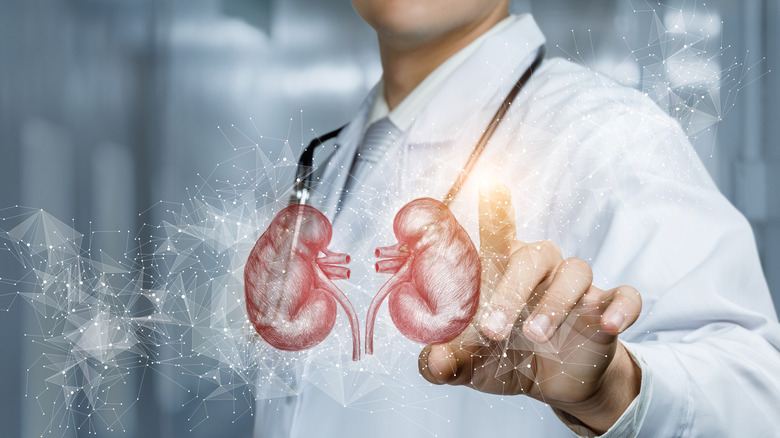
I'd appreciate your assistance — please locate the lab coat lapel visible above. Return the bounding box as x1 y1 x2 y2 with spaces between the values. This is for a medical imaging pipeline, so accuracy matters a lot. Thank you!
308 87 377 220
308 15 547 227
402 14 547 204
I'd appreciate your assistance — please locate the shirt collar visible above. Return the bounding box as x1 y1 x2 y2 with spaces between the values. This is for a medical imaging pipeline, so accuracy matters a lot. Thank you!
366 14 521 132
406 13 546 145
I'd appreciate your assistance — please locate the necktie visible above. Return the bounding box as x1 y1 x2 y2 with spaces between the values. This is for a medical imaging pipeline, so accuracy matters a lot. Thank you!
343 117 400 195
334 117 401 243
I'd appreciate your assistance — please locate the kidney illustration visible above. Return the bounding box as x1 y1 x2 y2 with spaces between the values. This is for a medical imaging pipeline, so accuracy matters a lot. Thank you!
366 198 481 355
244 204 361 361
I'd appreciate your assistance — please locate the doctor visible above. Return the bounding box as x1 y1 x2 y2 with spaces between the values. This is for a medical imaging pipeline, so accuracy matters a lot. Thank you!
256 0 780 436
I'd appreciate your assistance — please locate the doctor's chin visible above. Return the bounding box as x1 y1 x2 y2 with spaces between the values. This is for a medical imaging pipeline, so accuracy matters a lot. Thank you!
1 1 779 437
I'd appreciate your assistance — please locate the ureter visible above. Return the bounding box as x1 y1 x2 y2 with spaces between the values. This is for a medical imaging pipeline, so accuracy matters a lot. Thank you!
313 267 362 361
365 261 411 355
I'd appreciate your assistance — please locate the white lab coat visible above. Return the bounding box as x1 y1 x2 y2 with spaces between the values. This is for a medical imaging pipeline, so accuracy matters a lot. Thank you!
255 14 780 437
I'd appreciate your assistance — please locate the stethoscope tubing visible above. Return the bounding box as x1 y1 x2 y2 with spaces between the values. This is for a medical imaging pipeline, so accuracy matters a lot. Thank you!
293 45 546 207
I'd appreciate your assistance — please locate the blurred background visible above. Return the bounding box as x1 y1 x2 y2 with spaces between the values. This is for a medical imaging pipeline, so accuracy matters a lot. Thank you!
0 0 777 436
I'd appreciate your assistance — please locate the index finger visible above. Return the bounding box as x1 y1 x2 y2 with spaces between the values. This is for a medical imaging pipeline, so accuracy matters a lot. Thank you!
478 241 562 341
478 180 516 262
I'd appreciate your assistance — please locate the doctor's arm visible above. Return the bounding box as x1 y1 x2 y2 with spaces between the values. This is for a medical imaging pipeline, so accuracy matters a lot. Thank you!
561 108 780 436
570 133 780 436
419 183 643 434
419 107 780 437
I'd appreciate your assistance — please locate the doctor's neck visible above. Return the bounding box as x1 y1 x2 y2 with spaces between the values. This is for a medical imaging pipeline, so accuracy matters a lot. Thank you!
374 6 509 110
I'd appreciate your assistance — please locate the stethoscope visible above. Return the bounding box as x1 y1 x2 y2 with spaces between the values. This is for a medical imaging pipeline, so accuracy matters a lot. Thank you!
292 46 546 208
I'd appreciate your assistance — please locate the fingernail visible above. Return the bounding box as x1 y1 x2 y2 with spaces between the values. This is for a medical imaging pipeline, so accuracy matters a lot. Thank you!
606 312 625 332
482 310 511 338
526 314 551 341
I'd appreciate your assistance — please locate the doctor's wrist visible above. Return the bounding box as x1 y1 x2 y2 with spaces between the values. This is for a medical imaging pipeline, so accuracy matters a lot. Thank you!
552 342 641 435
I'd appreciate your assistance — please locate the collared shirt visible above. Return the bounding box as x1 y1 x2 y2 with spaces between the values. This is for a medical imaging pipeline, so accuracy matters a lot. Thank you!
366 15 519 132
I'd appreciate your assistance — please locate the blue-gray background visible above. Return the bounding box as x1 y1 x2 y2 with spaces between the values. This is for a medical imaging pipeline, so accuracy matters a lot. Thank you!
0 0 777 437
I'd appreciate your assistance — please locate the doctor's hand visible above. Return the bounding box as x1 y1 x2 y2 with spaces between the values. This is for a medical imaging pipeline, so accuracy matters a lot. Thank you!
418 184 642 434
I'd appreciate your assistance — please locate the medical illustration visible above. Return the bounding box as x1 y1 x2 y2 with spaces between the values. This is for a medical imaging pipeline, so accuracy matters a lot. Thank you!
244 204 361 361
4 3 777 435
366 197 481 355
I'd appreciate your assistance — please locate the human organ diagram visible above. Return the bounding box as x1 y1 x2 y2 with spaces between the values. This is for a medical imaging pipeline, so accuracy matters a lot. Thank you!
245 199 481 360
366 198 481 355
244 204 361 361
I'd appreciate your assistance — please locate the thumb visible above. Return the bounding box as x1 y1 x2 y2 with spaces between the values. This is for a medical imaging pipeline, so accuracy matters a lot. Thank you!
478 180 517 264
